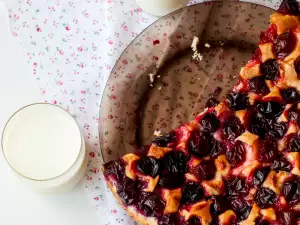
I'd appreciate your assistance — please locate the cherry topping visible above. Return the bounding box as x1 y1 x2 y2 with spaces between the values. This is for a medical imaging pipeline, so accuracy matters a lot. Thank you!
274 32 296 59
138 193 165 216
247 76 270 95
288 106 300 123
279 0 300 15
116 177 138 205
222 116 245 142
255 101 284 119
181 182 204 205
280 88 300 104
226 141 246 168
278 211 297 225
271 158 292 172
254 187 277 208
287 133 300 152
197 159 216 180
159 151 187 189
258 140 278 163
230 198 252 221
103 160 125 181
260 59 279 81
253 167 270 187
226 177 249 196
294 55 300 74
210 139 225 158
260 24 277 44
267 121 288 140
189 131 211 157
210 196 229 216
137 156 160 177
205 98 219 108
200 113 220 133
187 217 201 225
226 92 248 111
282 178 300 203
158 213 179 225
153 132 175 147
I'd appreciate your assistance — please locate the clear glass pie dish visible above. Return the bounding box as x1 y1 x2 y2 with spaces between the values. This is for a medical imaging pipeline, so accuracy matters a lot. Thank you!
99 1 275 163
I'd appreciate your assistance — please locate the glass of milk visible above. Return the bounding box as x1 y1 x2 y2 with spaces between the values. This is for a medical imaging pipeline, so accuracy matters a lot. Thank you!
136 0 190 17
1 103 87 193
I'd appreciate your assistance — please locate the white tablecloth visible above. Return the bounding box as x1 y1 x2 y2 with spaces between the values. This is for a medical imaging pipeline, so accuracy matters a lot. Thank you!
5 0 282 224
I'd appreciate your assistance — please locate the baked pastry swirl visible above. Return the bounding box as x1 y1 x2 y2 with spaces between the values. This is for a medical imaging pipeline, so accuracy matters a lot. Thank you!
103 1 300 224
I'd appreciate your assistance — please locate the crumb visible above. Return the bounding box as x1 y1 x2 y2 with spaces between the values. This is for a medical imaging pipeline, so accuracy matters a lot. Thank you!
158 86 162 90
149 73 154 83
157 75 161 78
154 130 162 136
220 41 224 46
205 43 210 48
191 36 203 61
191 36 199 52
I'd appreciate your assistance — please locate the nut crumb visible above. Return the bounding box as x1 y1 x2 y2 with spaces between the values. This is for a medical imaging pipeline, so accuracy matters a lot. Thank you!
191 36 203 61
154 130 162 136
158 86 162 90
205 43 210 48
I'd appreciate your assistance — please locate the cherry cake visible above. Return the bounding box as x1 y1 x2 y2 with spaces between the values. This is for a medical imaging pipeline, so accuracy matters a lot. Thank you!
103 1 300 224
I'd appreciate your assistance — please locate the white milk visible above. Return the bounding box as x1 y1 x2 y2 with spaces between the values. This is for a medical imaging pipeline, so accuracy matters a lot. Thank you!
2 104 87 193
136 0 190 17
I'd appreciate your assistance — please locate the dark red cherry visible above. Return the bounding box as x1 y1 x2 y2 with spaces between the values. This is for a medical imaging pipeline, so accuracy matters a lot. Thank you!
279 0 300 15
197 159 216 180
294 55 300 74
287 133 300 152
137 156 160 177
280 88 300 104
200 113 220 133
158 213 179 225
159 151 187 189
266 121 288 140
141 194 165 216
210 139 225 158
260 59 279 81
226 177 249 196
187 216 201 225
188 131 211 157
248 112 268 139
247 76 270 95
226 92 248 111
226 141 246 168
205 98 219 108
103 160 125 181
116 177 138 205
253 167 270 187
153 132 175 147
279 211 297 225
258 140 278 163
230 198 252 221
222 116 245 142
255 101 284 119
274 32 296 59
254 188 277 208
181 182 204 205
210 196 229 216
271 158 292 172
282 178 300 203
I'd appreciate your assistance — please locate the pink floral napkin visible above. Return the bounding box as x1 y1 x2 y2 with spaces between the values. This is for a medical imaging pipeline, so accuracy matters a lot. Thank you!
6 0 282 224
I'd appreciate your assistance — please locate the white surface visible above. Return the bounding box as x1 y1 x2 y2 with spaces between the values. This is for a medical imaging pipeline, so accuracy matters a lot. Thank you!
0 3 99 225
3 104 82 180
